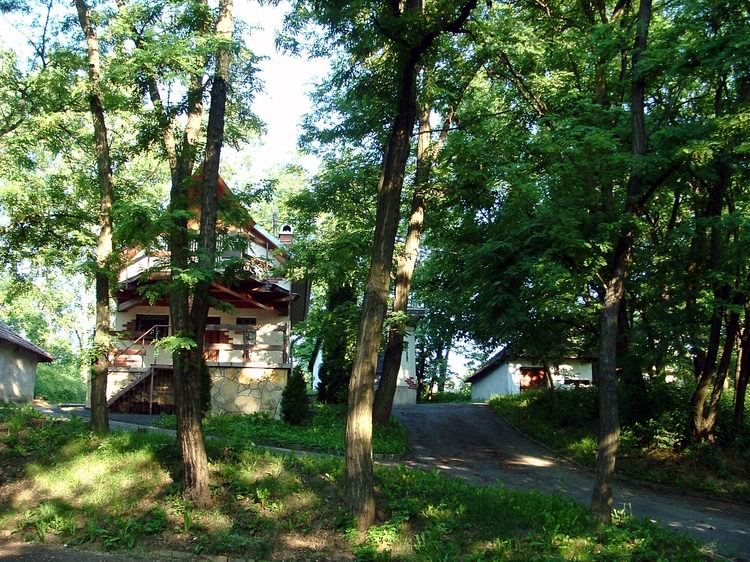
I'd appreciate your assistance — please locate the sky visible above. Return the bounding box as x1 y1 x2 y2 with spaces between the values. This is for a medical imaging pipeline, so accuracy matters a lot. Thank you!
225 1 329 180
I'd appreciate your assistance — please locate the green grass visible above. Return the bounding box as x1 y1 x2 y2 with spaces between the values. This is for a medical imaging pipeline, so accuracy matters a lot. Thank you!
488 383 750 502
0 403 712 560
159 403 408 455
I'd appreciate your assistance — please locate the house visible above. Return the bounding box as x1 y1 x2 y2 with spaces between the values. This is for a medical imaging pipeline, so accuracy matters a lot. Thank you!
0 320 53 403
309 308 423 405
102 174 307 417
466 349 595 402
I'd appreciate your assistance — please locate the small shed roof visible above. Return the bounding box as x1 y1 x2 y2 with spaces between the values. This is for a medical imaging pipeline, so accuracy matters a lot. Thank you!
465 349 510 384
0 321 54 362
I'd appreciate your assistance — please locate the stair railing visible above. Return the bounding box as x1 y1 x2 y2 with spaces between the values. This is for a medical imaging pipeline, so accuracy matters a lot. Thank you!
110 324 171 368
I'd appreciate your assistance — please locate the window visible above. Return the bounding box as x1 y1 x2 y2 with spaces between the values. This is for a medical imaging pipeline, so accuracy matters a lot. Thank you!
236 317 257 326
135 314 169 342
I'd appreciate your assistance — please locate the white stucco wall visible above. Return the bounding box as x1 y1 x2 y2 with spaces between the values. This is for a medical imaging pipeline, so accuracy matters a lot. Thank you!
393 327 417 405
0 343 39 403
471 360 593 402
471 363 510 402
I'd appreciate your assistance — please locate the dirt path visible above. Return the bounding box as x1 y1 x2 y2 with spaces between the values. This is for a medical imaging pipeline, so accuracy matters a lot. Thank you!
393 403 750 558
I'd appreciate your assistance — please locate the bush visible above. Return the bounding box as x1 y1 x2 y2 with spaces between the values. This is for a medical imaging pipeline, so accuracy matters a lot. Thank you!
34 363 86 403
281 367 310 425
427 389 472 403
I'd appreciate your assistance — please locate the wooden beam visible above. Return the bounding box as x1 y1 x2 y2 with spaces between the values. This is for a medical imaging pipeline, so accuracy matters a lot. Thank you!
231 343 285 352
211 282 275 311
117 297 144 312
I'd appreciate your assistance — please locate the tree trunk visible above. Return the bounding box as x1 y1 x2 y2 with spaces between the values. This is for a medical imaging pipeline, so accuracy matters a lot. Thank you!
618 294 649 423
735 307 749 433
176 0 233 507
703 306 742 438
170 70 204 459
372 108 429 426
689 161 730 440
343 1 478 531
541 358 556 399
415 348 427 401
75 0 113 434
591 240 627 524
345 53 419 531
591 0 652 524
437 340 451 393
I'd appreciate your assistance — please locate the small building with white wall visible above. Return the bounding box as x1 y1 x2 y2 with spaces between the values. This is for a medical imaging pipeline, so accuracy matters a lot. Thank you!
466 349 595 402
0 321 54 403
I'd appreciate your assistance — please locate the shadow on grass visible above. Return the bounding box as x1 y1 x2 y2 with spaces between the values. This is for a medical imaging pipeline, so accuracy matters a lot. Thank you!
0 404 712 561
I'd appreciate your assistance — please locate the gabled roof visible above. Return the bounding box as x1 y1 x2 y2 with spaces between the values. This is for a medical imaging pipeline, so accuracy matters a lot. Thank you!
0 321 54 362
465 349 509 384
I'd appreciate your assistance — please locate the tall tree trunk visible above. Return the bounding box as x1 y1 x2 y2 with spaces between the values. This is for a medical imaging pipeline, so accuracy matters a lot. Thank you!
372 108 429 426
344 1 477 531
373 103 456 425
176 0 233 507
592 240 628 524
437 339 451 393
703 306 742 438
689 160 730 440
415 348 427 401
170 71 204 453
735 306 749 433
75 0 113 434
591 0 652 525
164 0 209 494
345 53 419 531
618 294 649 423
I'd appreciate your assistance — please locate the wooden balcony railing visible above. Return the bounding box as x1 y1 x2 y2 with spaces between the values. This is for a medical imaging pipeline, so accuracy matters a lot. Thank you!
111 323 288 368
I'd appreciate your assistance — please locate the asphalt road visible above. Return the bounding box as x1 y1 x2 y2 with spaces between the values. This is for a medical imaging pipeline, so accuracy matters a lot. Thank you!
393 403 750 559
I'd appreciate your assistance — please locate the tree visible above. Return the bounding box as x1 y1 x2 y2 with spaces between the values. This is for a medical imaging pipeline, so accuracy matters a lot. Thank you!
372 101 454 424
281 367 310 425
339 0 479 531
74 0 115 434
316 283 358 404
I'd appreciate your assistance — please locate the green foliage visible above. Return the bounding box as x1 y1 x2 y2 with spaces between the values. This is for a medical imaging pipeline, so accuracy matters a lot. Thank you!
316 284 358 404
281 367 310 425
34 363 86 404
427 389 472 403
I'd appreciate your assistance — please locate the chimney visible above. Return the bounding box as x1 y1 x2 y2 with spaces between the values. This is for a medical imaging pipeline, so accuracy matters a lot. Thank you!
279 224 293 246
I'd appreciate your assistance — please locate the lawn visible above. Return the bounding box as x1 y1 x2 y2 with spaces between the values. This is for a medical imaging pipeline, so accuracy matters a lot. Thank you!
159 403 408 455
488 382 750 503
0 403 714 560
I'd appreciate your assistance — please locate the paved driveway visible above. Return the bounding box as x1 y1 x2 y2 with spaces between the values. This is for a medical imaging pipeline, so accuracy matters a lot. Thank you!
393 403 750 558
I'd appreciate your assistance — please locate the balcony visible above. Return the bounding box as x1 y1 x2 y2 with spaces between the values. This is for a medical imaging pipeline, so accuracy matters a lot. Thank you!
110 323 289 370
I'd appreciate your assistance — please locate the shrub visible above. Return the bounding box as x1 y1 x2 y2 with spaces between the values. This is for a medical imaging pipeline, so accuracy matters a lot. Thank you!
428 389 472 403
34 363 86 403
281 367 310 425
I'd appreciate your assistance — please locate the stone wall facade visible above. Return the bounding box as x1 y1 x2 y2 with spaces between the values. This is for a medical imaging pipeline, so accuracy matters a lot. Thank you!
209 365 289 418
